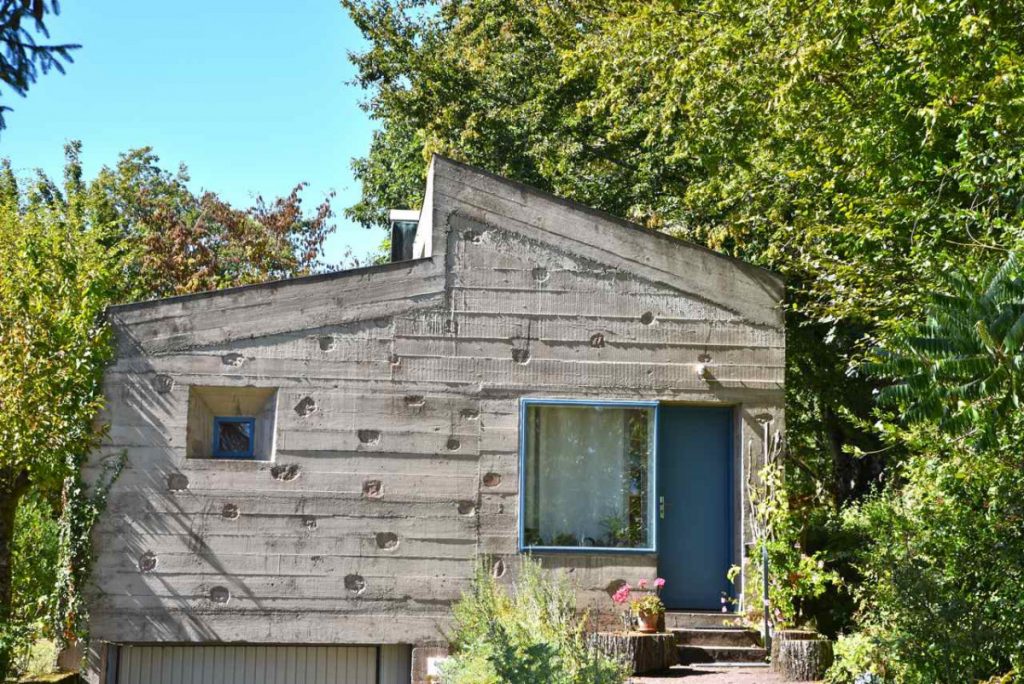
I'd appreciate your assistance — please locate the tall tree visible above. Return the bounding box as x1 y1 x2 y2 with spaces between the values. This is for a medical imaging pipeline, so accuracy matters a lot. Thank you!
89 147 334 300
0 153 115 676
0 0 79 130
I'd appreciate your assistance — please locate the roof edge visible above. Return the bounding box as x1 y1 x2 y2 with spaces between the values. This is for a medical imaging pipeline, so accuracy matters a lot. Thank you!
108 256 434 315
430 154 784 286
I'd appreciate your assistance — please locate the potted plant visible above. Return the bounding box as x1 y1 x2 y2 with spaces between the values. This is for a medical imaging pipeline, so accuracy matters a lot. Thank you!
632 593 665 633
633 578 666 633
612 578 666 633
593 577 676 674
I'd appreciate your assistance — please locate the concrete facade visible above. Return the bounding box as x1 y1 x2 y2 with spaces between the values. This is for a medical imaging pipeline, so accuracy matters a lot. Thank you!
86 156 784 682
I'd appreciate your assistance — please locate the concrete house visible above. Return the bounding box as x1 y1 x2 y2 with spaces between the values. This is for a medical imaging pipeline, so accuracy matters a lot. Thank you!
86 156 784 683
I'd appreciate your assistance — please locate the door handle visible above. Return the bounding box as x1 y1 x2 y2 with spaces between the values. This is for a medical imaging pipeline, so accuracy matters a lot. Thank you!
659 496 665 520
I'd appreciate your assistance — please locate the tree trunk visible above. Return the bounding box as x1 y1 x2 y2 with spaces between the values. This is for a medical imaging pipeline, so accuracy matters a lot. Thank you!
588 631 678 674
770 629 834 681
0 468 30 679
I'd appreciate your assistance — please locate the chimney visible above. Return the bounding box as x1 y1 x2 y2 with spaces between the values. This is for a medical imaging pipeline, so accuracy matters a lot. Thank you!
388 209 420 263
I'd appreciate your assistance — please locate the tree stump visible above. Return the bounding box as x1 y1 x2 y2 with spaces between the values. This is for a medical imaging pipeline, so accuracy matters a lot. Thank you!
770 629 834 681
588 632 678 674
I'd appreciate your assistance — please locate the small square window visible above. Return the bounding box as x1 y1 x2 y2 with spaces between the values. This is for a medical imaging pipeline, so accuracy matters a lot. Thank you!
187 386 277 460
213 417 256 459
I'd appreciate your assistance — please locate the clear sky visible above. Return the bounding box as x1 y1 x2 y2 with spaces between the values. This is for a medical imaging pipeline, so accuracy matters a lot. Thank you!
0 0 385 263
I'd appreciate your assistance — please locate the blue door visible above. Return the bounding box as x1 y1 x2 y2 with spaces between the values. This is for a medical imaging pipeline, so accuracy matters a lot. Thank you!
657 406 733 610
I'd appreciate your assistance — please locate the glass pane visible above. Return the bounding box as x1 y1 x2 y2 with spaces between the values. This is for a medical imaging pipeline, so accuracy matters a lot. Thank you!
524 404 654 549
217 420 252 454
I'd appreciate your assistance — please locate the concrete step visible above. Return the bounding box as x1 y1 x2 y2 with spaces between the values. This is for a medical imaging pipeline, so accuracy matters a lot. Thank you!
663 611 741 629
678 644 768 665
673 627 762 648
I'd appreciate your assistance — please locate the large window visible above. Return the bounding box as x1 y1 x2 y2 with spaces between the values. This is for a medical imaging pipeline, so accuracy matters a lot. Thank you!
521 401 656 552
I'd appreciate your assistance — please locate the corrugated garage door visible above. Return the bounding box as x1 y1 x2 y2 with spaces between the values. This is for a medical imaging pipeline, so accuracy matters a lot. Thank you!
116 644 411 684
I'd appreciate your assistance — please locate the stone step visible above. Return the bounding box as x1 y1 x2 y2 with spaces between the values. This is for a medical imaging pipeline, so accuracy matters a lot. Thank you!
663 611 740 629
673 627 762 648
678 644 768 665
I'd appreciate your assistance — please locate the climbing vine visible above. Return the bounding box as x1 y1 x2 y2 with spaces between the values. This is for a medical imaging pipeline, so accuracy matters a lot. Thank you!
52 453 125 653
732 424 839 632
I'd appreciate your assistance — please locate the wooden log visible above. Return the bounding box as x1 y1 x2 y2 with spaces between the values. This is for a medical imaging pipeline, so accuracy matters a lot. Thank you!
770 629 818 667
587 631 678 674
770 630 834 681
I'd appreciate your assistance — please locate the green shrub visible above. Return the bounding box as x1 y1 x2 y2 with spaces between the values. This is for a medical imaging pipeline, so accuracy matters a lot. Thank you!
836 253 1024 683
23 639 58 677
733 432 840 632
440 557 629 684
831 426 1024 683
825 631 889 684
978 673 1020 684
2 493 59 675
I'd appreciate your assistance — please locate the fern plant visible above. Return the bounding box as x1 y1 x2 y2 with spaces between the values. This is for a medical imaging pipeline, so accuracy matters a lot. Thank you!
865 253 1024 442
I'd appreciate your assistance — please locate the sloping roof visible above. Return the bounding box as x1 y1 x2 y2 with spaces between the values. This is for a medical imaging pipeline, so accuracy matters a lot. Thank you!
425 155 782 328
431 155 781 284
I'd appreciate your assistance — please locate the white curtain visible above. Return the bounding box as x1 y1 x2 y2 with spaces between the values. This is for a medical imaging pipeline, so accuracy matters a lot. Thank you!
526 405 648 547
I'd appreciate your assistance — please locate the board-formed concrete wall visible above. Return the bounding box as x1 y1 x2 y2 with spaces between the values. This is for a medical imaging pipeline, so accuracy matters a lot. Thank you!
86 155 784 672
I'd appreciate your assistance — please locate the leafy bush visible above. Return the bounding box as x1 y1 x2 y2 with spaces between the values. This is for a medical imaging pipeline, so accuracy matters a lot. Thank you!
440 557 628 684
978 672 1020 684
734 431 840 631
825 632 889 684
22 639 58 678
2 493 59 675
832 436 1024 683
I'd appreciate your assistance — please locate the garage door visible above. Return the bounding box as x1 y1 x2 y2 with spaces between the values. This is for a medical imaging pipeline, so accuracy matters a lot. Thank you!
116 644 411 684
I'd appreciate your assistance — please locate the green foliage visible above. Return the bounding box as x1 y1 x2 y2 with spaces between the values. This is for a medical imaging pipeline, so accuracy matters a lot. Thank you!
834 427 1024 683
3 494 59 675
829 260 1024 682
0 0 79 131
0 149 120 499
825 631 889 684
441 557 629 684
979 672 1022 684
628 593 664 618
865 252 1024 444
737 431 840 631
52 454 125 649
12 496 59 633
343 0 1024 318
0 145 120 677
21 639 58 678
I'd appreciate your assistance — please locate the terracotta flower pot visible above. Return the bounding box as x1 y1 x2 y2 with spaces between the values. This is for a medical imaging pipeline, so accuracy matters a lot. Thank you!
636 611 661 633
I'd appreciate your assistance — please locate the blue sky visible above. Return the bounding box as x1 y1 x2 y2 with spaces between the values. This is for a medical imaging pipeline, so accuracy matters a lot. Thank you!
0 0 385 263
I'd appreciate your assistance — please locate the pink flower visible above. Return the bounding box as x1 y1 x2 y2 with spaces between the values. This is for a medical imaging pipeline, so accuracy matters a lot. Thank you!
654 578 666 589
611 584 632 605
637 579 649 590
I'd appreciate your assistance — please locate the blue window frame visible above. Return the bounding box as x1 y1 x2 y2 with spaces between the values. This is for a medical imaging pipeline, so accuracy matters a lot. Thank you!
519 398 658 554
212 417 256 459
